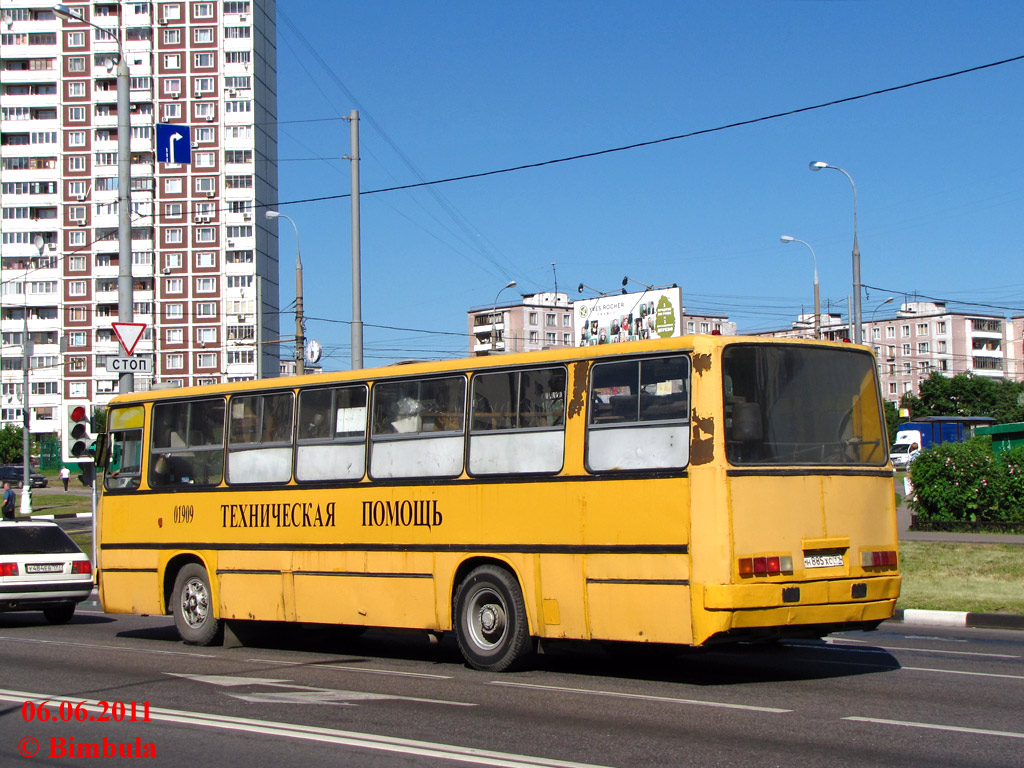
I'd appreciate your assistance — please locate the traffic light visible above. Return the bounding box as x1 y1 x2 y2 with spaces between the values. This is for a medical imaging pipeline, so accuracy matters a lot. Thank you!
62 400 94 463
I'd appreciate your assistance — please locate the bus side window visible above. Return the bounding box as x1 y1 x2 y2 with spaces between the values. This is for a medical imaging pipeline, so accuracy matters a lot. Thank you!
586 355 690 472
104 406 145 491
370 376 466 479
468 366 566 476
226 392 294 485
149 398 225 488
296 385 367 482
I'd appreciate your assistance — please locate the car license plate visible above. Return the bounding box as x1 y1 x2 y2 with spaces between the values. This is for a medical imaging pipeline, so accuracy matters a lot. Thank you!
804 554 844 569
26 563 64 574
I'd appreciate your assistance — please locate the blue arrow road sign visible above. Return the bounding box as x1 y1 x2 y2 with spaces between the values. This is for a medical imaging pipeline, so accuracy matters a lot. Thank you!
156 123 191 164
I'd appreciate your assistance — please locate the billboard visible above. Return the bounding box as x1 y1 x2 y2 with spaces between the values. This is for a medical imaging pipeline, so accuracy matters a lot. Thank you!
574 287 682 347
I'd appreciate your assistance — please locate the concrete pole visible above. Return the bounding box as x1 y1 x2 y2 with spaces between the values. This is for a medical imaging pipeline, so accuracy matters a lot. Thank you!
348 111 363 371
20 301 32 516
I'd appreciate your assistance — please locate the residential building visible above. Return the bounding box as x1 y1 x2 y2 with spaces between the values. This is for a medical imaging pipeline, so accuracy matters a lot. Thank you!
0 0 279 437
469 292 573 356
467 290 736 356
766 302 1021 404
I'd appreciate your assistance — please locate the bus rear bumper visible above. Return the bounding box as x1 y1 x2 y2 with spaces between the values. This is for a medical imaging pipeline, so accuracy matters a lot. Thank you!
703 575 901 610
696 576 901 643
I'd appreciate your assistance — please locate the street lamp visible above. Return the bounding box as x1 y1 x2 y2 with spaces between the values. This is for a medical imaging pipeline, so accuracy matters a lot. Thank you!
54 4 134 392
490 280 517 353
265 210 304 375
780 236 820 340
809 161 861 345
871 296 895 322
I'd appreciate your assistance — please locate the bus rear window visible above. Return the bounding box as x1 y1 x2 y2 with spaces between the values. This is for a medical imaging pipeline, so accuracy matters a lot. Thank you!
723 344 886 466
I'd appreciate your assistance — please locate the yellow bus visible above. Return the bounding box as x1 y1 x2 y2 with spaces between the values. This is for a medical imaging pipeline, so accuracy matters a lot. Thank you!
96 335 900 671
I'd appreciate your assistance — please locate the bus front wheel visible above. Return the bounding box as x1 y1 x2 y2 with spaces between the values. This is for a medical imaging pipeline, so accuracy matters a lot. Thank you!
454 565 531 672
172 563 222 646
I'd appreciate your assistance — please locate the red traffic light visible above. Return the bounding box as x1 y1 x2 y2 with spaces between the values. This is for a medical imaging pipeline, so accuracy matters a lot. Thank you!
70 405 87 422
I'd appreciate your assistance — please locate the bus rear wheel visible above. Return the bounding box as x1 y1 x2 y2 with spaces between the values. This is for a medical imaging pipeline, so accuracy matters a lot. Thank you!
172 563 222 646
454 565 531 672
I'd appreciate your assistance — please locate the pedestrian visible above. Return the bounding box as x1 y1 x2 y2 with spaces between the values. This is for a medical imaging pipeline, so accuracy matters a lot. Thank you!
2 482 15 521
60 465 71 492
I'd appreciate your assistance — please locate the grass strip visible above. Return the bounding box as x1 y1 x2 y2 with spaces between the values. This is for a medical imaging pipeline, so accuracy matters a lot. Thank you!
898 541 1024 615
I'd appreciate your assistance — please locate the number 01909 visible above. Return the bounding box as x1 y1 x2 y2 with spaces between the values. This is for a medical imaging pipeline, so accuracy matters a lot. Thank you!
173 505 194 523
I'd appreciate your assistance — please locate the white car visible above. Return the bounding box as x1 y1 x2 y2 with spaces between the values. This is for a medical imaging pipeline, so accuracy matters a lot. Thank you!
890 444 920 469
0 521 93 624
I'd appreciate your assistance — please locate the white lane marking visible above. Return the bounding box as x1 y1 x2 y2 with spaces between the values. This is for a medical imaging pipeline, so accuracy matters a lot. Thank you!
845 716 1024 740
489 681 791 713
830 639 1019 659
901 666 1024 681
0 688 612 768
0 635 214 658
246 657 452 680
167 673 293 686
166 673 474 708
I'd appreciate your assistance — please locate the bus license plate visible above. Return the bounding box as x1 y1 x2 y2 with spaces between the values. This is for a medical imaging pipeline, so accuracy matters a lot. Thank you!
804 554 844 569
26 563 64 574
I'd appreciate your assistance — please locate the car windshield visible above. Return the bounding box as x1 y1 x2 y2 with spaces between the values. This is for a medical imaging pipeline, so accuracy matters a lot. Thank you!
0 526 82 555
891 445 910 455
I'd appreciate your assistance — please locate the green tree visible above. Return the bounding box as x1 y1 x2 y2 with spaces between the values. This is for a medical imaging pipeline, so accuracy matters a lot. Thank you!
92 407 107 434
0 424 23 464
912 372 1002 419
992 380 1024 424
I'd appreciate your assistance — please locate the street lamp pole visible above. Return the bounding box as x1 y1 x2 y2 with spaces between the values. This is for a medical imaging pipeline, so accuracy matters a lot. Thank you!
490 280 517 354
810 161 861 344
871 296 895 322
265 210 304 375
779 236 820 340
54 5 133 391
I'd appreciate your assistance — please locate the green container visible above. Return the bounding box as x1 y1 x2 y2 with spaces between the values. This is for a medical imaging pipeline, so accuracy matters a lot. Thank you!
975 422 1024 455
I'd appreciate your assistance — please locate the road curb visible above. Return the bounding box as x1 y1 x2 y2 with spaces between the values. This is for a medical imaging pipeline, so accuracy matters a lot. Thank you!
27 512 93 520
893 608 1024 631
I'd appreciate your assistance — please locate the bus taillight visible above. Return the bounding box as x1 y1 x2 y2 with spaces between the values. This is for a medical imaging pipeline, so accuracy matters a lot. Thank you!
861 550 898 568
738 555 793 576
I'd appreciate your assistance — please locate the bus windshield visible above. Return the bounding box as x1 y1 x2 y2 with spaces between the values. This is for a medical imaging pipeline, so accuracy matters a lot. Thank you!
723 344 886 466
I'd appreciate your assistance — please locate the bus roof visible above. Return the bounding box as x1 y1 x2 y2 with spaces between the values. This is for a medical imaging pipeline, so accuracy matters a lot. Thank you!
106 334 871 406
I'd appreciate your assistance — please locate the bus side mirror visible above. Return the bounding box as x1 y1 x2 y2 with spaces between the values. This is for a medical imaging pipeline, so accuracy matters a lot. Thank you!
94 432 108 468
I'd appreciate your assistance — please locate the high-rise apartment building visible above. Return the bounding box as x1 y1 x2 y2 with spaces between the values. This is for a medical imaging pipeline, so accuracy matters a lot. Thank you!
0 0 279 438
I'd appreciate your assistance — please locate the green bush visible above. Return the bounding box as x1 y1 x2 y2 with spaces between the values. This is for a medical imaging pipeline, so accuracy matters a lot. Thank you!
908 439 1024 523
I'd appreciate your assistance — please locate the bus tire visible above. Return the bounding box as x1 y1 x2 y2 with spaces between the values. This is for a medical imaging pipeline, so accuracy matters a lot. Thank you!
172 563 222 646
454 565 531 672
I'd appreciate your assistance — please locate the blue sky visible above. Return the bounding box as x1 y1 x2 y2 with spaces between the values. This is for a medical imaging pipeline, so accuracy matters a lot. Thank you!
271 0 1024 369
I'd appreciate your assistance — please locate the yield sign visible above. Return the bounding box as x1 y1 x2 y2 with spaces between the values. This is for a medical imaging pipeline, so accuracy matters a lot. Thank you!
112 322 147 355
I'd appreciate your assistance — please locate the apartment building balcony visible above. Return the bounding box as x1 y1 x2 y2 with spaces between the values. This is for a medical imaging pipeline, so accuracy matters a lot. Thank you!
472 333 508 354
0 67 57 85
94 340 121 357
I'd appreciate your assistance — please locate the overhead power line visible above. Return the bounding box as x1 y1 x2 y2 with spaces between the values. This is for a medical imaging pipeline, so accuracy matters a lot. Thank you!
275 54 1024 207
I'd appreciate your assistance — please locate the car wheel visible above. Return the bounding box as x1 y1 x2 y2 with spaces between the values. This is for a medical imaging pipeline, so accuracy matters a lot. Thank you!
44 605 76 624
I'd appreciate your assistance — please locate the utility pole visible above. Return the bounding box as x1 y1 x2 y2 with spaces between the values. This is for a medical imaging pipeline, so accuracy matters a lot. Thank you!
345 110 363 371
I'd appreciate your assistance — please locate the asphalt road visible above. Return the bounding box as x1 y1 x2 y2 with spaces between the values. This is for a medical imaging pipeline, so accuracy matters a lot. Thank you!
0 601 1022 767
